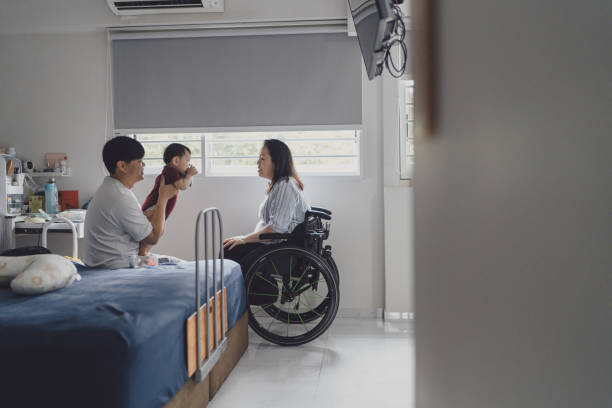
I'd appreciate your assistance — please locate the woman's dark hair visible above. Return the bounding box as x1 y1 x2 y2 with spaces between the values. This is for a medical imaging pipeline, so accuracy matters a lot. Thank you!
263 139 304 192
102 136 145 174
163 143 191 164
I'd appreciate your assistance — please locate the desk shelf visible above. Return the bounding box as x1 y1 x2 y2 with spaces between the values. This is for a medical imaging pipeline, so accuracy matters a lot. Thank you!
28 172 71 178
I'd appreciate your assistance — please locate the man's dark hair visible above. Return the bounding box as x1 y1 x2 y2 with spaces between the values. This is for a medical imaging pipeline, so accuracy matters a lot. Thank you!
102 136 145 174
163 143 191 164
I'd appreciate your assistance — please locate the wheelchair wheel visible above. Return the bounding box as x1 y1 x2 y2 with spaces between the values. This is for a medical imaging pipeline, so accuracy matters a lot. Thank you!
327 256 339 287
245 246 339 346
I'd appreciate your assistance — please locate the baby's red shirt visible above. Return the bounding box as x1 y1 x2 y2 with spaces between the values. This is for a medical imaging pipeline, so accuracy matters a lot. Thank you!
141 165 182 219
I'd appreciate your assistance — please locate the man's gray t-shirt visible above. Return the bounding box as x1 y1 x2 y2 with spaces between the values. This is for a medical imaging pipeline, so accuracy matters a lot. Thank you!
83 176 152 269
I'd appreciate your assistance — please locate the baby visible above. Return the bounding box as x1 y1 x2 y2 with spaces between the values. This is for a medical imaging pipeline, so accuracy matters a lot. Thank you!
139 143 198 255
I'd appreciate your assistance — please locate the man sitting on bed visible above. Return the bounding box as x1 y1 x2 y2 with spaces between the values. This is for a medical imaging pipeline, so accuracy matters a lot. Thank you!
83 136 178 269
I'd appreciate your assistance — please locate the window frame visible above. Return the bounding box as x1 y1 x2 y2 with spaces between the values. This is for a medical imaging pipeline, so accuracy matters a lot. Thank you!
124 125 363 178
399 79 415 180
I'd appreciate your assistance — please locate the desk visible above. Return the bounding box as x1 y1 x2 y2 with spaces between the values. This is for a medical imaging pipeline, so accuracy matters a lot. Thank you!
14 220 85 237
0 216 84 254
9 217 84 258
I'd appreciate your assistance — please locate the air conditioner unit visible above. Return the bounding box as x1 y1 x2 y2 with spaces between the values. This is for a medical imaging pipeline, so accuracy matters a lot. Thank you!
107 0 224 16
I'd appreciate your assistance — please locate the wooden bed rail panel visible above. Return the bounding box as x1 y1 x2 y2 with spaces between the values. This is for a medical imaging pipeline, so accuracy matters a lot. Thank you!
185 287 228 377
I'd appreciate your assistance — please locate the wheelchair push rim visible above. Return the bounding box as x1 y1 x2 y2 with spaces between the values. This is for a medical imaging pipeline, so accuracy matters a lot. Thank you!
245 246 339 346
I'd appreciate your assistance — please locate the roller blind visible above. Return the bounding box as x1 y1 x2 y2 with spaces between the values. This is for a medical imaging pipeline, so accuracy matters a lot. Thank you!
112 33 362 130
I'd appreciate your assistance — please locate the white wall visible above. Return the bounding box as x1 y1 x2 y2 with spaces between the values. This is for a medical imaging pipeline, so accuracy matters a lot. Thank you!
0 32 109 255
381 30 414 318
0 33 108 200
415 1 612 407
0 0 347 35
0 26 386 314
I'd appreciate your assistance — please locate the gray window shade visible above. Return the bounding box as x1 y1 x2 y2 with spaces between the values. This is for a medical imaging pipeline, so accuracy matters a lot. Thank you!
112 33 362 130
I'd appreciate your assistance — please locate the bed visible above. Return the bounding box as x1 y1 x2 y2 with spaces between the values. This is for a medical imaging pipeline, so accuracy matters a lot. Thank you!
0 209 247 408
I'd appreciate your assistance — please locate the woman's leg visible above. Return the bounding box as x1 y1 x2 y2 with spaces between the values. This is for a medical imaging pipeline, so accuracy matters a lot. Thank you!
224 243 266 264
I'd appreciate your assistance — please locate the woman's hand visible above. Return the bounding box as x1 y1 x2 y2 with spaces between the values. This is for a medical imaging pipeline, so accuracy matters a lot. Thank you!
223 236 247 250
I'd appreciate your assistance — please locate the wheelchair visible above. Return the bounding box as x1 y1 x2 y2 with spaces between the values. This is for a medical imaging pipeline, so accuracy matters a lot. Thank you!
242 207 339 346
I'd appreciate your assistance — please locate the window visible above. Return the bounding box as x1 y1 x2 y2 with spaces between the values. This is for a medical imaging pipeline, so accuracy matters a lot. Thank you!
132 130 361 177
399 80 415 180
134 134 203 176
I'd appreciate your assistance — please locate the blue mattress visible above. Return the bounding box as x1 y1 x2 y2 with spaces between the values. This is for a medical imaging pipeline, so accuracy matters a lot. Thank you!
0 260 245 408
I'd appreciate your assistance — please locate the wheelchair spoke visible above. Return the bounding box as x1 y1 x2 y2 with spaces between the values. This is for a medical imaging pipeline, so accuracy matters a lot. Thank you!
294 302 311 333
270 260 280 275
254 270 280 290
301 294 323 317
294 279 328 297
292 263 313 291
266 306 282 332
252 302 277 318
268 259 293 295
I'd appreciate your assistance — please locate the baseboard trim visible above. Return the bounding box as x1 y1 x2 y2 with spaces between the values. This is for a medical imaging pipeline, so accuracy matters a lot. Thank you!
383 311 414 321
335 309 415 320
336 308 383 318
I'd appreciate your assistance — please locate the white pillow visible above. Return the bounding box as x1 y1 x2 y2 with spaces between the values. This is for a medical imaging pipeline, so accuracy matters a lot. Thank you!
10 254 81 295
0 255 38 286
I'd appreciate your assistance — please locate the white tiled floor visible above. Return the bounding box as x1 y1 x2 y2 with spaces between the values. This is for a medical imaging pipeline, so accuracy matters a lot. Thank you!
208 318 414 408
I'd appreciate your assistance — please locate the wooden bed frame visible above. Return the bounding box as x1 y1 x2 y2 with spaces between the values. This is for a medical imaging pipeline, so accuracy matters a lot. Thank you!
165 311 248 408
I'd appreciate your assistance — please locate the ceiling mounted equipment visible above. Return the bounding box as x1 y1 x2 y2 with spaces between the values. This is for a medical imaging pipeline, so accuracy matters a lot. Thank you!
107 0 224 16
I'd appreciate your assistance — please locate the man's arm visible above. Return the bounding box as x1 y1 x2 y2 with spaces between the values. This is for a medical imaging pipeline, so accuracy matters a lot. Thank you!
141 176 177 245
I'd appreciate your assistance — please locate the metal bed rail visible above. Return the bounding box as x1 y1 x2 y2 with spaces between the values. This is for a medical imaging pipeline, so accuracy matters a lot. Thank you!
194 207 227 383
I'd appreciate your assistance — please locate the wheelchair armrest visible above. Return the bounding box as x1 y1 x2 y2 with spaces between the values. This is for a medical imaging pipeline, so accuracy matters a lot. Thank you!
310 206 332 216
306 210 331 220
259 233 293 240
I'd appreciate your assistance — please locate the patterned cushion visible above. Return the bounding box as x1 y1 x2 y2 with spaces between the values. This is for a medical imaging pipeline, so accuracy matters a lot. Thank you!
0 255 38 286
10 255 81 295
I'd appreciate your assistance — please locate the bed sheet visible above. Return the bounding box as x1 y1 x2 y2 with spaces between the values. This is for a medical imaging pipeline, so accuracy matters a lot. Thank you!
0 259 245 408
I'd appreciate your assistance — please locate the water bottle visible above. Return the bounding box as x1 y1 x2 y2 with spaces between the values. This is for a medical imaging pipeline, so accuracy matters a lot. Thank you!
45 178 58 214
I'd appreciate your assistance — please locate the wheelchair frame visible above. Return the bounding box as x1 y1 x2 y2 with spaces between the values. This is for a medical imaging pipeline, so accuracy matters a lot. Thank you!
259 206 332 254
244 206 339 345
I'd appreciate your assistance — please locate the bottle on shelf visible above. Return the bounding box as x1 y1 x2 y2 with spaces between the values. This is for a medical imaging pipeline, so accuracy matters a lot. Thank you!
45 178 59 215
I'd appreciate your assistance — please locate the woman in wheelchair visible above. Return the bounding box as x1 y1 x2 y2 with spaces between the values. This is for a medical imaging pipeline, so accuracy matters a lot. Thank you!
223 138 308 263
223 139 339 346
